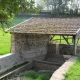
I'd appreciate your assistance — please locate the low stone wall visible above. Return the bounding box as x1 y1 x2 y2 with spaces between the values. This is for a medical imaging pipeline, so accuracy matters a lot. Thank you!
59 44 74 55
0 53 24 74
47 43 80 55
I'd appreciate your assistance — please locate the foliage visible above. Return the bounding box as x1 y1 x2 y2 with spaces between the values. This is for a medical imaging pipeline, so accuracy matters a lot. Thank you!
64 56 80 80
36 0 80 16
0 0 39 29
20 71 39 79
19 70 52 80
36 73 52 80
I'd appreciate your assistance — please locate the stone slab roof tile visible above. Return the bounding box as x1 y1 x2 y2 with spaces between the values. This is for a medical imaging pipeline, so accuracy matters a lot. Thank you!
7 17 80 35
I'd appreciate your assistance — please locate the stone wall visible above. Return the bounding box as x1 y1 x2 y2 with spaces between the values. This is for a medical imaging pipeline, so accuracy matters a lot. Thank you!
0 33 49 74
59 44 74 55
33 61 59 71
47 43 80 55
1 33 80 74
47 43 56 54
11 33 49 61
0 53 24 74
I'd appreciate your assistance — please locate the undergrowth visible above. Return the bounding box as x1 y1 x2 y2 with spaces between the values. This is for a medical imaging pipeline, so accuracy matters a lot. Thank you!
19 70 52 80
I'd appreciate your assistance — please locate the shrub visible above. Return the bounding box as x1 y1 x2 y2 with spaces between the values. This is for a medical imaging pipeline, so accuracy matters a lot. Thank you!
20 70 52 80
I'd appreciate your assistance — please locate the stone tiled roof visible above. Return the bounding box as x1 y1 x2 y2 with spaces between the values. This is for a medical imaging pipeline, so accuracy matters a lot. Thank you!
7 17 80 35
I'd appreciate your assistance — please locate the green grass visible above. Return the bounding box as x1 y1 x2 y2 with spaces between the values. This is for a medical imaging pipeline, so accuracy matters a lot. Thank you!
52 35 73 44
19 70 52 80
0 30 11 55
64 56 80 80
52 35 80 45
0 17 29 55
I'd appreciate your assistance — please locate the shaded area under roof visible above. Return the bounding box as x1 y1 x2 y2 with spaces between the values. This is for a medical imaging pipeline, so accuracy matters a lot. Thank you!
7 17 80 35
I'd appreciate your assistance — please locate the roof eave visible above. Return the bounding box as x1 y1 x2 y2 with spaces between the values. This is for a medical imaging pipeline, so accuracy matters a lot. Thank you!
5 17 33 33
9 31 76 36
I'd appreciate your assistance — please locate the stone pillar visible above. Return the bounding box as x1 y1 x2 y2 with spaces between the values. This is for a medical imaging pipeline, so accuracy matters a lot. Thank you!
73 35 77 55
56 43 59 54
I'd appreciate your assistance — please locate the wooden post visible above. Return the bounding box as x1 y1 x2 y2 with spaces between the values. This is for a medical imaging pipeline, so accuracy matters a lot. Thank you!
73 35 77 55
60 35 61 43
62 36 70 45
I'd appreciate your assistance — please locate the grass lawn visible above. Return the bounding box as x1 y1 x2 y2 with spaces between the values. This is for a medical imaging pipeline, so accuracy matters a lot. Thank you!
64 56 80 80
0 17 29 55
0 30 11 55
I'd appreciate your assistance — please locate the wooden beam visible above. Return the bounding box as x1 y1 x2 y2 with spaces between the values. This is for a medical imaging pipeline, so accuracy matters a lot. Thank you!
50 35 55 41
60 35 61 43
62 36 70 45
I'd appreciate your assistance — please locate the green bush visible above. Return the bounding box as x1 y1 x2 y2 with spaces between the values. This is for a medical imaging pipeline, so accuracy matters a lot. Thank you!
36 73 51 80
20 70 52 80
23 77 35 80
25 71 38 79
20 71 38 79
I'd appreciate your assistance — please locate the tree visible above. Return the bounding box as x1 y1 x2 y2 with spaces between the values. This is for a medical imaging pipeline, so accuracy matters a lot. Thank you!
0 0 38 30
68 0 79 15
36 0 54 10
41 0 69 15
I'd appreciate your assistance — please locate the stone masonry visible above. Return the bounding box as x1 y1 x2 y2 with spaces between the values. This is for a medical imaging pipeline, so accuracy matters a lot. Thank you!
47 43 80 55
11 33 49 61
0 53 24 74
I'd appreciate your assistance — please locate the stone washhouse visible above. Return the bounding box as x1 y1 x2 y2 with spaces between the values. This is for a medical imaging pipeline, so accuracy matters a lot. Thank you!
7 17 80 62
